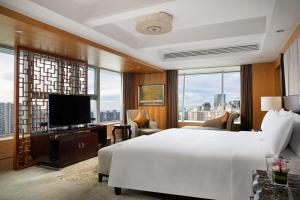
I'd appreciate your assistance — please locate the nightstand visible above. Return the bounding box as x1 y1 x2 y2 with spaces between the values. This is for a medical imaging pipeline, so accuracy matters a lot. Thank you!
250 170 300 200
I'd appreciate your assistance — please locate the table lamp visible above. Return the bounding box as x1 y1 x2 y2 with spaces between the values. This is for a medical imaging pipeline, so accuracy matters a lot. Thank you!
261 96 282 111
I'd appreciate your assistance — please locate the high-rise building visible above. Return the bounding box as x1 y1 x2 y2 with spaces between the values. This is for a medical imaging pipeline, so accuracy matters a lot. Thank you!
202 102 211 111
214 94 226 108
0 102 14 136
99 110 120 122
0 103 4 135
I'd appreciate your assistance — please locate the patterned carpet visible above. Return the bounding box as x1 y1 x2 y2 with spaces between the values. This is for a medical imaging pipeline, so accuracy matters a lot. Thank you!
57 157 99 186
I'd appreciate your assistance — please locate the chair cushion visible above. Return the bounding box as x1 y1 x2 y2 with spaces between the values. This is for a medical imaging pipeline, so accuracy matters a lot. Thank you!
139 128 161 135
133 111 149 128
203 112 229 129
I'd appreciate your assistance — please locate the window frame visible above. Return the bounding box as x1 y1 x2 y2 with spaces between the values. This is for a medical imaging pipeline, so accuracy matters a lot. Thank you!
99 68 122 123
178 68 240 122
87 66 99 123
87 66 123 123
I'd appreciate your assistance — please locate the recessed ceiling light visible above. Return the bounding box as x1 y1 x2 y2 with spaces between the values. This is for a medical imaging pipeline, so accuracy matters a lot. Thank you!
15 30 23 34
276 29 285 33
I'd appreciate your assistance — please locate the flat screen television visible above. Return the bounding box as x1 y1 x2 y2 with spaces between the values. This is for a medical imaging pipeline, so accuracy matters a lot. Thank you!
49 94 91 127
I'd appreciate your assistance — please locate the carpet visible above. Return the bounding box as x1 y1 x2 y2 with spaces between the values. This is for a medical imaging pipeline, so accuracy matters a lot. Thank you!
57 157 99 186
0 157 202 200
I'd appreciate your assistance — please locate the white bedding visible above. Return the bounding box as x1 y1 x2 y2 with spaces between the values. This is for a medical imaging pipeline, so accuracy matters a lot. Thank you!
108 128 275 200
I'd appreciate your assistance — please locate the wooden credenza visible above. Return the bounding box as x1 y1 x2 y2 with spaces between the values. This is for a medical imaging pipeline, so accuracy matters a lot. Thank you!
31 128 99 168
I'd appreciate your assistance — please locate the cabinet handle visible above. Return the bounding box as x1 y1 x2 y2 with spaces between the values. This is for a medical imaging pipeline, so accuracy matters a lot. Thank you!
78 143 85 149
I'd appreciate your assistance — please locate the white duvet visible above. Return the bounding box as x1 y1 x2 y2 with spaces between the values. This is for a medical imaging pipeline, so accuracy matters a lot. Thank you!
108 128 272 200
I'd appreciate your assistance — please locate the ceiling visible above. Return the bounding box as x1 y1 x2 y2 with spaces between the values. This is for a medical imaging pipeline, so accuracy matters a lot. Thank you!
0 6 163 73
0 0 300 70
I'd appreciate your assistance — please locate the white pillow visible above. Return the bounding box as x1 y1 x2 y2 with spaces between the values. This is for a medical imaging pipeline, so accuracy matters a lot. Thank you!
279 108 293 117
288 114 300 157
278 109 300 157
261 109 276 132
262 112 293 156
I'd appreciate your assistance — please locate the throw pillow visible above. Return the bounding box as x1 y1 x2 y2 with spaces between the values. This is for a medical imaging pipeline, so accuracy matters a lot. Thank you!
203 112 229 129
133 112 149 128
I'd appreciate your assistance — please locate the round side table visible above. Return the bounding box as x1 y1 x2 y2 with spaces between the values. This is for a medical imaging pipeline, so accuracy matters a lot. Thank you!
112 124 132 144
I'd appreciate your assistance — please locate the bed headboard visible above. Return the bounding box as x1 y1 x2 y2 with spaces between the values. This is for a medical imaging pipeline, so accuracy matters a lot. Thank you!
283 95 300 114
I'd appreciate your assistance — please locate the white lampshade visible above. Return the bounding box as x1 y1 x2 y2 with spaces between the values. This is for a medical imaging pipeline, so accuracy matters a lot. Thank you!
261 96 282 111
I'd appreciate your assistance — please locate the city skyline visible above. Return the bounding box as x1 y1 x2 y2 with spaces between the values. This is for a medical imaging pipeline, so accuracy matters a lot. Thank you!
179 72 240 110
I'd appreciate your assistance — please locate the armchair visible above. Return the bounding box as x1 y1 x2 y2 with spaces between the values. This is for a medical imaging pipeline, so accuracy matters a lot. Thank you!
127 109 161 137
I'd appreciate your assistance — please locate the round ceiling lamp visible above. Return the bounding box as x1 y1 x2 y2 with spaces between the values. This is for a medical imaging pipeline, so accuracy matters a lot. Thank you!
135 12 173 35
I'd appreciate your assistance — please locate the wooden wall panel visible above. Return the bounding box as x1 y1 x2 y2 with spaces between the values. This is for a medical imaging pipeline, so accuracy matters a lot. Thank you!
133 73 167 129
0 138 13 171
252 62 279 129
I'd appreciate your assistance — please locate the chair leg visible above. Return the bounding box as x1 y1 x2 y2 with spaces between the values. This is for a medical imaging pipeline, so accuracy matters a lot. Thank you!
98 173 103 182
115 187 122 195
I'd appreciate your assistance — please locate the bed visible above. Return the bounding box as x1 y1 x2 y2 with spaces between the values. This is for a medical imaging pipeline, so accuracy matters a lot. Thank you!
105 96 300 200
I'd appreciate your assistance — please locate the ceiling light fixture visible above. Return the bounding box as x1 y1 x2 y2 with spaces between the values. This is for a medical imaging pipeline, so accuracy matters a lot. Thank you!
135 12 173 35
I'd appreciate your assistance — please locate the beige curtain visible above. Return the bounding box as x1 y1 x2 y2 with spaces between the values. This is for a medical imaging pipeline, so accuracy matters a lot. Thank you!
122 73 135 124
166 70 178 128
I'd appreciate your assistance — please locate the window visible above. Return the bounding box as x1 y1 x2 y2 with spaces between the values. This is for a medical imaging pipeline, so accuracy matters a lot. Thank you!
178 67 240 122
0 48 15 136
88 67 98 122
99 69 121 122
88 68 96 95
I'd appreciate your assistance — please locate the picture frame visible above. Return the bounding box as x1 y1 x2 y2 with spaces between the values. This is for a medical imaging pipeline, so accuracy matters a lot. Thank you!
138 84 165 106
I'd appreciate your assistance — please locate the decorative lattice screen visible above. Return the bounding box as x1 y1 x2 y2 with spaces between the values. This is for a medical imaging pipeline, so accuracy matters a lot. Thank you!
16 47 88 169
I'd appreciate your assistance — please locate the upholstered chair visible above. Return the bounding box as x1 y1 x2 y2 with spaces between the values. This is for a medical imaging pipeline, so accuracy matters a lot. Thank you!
226 113 240 131
126 109 161 137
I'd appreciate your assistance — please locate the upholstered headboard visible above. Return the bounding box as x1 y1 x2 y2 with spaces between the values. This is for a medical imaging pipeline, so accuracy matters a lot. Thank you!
283 95 300 114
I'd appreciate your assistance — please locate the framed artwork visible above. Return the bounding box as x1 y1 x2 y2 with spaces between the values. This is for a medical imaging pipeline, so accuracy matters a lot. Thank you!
138 84 164 106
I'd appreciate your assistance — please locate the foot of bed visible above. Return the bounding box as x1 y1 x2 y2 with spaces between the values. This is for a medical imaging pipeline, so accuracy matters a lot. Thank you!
98 173 103 182
115 187 122 195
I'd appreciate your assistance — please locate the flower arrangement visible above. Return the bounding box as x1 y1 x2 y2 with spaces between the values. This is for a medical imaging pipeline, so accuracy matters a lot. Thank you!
271 158 289 185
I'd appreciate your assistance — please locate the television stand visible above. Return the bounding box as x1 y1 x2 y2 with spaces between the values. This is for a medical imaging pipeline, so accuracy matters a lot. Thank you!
31 127 99 168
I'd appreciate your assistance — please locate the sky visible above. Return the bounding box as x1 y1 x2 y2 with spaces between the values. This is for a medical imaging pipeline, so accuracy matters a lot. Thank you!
0 52 14 103
99 69 121 112
179 72 240 109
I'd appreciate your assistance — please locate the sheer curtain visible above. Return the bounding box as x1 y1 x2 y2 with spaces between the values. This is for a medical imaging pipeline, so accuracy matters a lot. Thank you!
284 37 300 95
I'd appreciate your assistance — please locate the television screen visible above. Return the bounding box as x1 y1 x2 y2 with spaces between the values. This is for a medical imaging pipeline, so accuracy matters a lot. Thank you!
49 94 91 127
